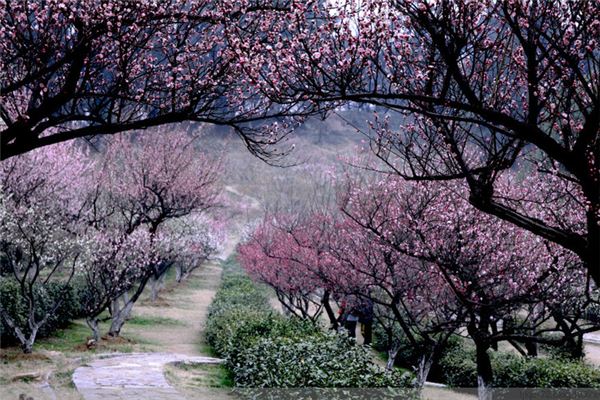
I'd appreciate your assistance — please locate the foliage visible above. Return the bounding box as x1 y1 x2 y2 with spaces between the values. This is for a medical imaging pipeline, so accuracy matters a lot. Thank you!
205 259 412 388
585 302 600 324
233 332 411 388
0 278 83 346
205 263 316 363
240 176 596 393
440 346 600 388
232 0 600 283
372 322 463 382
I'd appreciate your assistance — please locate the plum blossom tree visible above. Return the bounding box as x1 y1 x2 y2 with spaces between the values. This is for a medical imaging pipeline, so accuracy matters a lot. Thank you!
239 213 341 325
339 175 596 399
239 210 462 388
232 0 600 282
241 172 599 397
145 214 225 302
79 229 155 342
0 0 308 161
327 217 462 387
0 141 91 353
171 214 226 284
85 129 222 337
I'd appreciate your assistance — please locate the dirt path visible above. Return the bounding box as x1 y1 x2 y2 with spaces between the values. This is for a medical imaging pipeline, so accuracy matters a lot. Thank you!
128 260 224 356
72 258 227 400
72 253 232 399
72 186 254 400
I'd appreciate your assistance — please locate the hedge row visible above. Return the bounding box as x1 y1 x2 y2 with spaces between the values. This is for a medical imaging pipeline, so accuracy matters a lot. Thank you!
205 260 413 388
372 318 600 389
0 278 85 346
439 345 600 388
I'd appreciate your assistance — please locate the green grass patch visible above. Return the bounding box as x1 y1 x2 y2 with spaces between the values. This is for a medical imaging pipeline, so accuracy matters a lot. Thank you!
35 320 96 352
34 319 152 353
197 342 218 357
127 315 186 327
179 363 234 388
181 276 214 290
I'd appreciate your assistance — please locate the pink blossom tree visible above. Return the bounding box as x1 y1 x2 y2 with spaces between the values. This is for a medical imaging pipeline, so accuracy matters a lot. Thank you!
239 213 342 326
241 172 598 396
165 213 226 285
239 210 462 387
0 0 307 161
85 129 222 337
339 175 596 399
327 216 462 387
79 229 155 342
0 141 91 353
232 0 600 283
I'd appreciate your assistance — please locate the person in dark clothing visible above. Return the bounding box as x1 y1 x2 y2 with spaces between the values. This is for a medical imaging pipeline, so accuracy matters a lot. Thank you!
338 296 360 340
358 298 374 345
344 310 360 339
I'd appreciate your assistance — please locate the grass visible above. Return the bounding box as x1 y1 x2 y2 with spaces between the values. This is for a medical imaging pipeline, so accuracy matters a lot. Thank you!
14 315 161 356
127 315 187 327
166 362 234 388
0 346 82 399
197 342 218 358
34 321 97 353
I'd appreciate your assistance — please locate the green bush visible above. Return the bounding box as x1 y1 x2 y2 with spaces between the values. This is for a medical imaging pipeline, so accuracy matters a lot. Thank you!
437 344 479 387
233 331 412 388
0 278 84 346
439 345 600 388
585 302 600 324
372 321 463 383
205 259 413 389
494 354 600 388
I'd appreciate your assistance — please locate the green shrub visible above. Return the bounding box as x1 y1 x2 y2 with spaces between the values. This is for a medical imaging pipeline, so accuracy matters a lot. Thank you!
372 321 463 383
437 344 479 387
205 259 413 389
585 302 600 324
439 345 600 388
233 331 412 388
494 354 600 388
539 334 585 361
0 277 84 346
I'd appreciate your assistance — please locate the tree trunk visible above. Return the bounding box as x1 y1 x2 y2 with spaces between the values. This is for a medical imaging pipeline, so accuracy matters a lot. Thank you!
150 272 168 302
108 272 151 337
175 265 183 283
21 327 38 354
321 290 338 330
415 353 435 389
1 308 36 353
86 317 100 342
475 342 494 400
386 344 400 371
150 277 160 302
22 340 33 354
525 340 538 357
108 293 134 337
